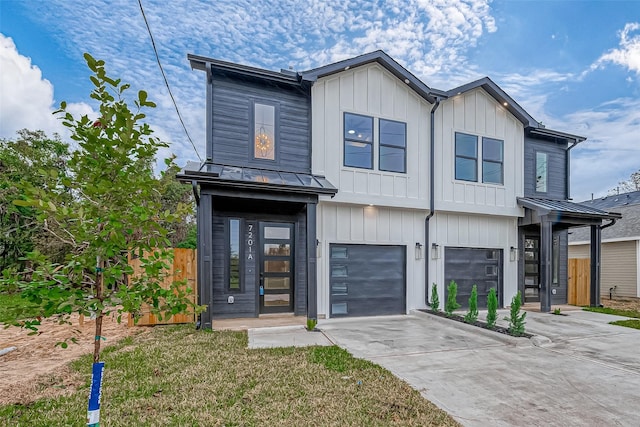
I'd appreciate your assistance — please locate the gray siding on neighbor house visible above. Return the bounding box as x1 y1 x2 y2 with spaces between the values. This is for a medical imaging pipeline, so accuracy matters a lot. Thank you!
210 71 311 173
524 137 567 200
569 240 638 298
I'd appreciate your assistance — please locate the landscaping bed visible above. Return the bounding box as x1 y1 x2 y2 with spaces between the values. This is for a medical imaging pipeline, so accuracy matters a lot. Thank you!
418 309 533 339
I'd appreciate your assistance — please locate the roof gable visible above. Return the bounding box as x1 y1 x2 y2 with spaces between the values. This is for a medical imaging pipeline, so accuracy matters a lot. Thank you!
300 50 445 104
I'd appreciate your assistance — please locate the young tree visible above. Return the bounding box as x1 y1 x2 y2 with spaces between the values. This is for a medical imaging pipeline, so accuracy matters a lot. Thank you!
463 284 478 324
430 283 440 312
2 53 200 363
445 280 461 317
486 287 498 329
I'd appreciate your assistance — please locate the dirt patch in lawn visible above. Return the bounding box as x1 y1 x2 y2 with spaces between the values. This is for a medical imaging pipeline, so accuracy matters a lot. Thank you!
0 313 144 405
602 297 640 313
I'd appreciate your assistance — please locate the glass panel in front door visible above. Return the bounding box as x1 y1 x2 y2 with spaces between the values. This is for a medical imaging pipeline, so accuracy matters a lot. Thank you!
259 222 294 314
524 237 540 302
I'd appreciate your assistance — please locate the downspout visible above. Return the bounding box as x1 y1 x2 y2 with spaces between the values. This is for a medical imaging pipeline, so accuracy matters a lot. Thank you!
601 218 617 230
425 96 441 306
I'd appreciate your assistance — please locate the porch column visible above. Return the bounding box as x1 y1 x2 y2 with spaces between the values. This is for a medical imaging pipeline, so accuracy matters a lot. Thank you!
590 225 602 307
306 202 318 320
539 217 552 313
198 193 213 329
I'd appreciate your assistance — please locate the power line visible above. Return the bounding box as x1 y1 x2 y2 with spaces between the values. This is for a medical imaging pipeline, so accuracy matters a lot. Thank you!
137 0 203 163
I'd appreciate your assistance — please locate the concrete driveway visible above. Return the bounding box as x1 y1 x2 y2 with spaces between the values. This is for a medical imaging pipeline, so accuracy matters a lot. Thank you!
318 310 640 427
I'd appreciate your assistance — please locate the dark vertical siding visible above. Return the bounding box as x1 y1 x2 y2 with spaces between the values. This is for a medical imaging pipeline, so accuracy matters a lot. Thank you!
210 215 258 319
210 72 311 173
203 195 308 320
524 137 568 200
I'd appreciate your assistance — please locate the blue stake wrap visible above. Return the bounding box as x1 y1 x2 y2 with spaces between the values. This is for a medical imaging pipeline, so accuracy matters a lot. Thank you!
87 362 105 426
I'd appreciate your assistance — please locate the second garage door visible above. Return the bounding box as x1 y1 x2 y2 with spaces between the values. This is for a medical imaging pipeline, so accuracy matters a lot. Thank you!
329 244 406 318
444 247 503 309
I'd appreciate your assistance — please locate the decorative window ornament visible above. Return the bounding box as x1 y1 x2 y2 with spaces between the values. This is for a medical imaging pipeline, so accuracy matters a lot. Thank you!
255 126 273 159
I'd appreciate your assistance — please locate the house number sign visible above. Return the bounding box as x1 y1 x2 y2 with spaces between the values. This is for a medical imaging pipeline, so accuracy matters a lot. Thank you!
247 224 254 260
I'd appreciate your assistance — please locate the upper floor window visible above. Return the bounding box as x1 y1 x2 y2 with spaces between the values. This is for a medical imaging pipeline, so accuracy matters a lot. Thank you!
379 119 406 173
455 132 478 181
254 103 275 160
482 137 504 185
455 132 504 185
536 152 548 193
344 113 373 169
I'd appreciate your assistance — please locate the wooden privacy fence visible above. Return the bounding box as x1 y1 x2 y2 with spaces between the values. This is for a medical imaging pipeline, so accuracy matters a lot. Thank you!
127 248 197 326
568 258 590 306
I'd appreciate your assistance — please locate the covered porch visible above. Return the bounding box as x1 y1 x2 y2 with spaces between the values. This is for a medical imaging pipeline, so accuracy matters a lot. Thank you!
517 197 621 312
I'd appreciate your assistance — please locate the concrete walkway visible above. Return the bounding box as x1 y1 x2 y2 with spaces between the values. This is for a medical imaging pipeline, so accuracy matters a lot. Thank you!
317 310 640 427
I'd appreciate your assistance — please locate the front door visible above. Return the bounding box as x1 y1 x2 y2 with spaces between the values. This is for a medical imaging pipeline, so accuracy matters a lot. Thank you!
524 237 540 303
259 222 294 314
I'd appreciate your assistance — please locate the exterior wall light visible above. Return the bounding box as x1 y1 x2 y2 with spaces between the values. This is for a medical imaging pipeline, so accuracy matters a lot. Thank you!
431 243 441 260
510 246 519 262
415 242 423 260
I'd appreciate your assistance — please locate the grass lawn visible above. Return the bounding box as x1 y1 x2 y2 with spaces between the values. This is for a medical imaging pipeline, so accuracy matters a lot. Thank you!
0 325 459 426
609 319 640 330
582 306 640 319
0 292 39 323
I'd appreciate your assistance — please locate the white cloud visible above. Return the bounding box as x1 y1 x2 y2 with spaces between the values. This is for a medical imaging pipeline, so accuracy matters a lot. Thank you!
0 33 97 141
592 22 640 75
564 98 640 200
0 34 59 138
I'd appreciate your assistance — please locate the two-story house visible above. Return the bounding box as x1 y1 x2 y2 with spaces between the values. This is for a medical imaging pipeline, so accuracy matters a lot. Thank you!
179 50 619 328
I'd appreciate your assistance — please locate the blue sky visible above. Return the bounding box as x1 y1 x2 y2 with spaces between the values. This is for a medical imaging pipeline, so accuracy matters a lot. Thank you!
1 0 639 201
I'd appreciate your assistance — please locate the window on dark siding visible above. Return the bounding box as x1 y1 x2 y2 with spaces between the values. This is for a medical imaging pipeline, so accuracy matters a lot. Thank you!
379 119 406 173
228 219 241 291
482 137 504 184
536 152 548 193
254 103 275 160
344 113 373 169
455 132 478 181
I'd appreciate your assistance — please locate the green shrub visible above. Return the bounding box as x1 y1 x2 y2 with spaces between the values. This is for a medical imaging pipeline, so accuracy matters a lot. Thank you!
505 291 526 336
430 283 440 312
553 307 561 315
464 284 478 324
486 288 498 329
445 280 461 317
306 318 317 331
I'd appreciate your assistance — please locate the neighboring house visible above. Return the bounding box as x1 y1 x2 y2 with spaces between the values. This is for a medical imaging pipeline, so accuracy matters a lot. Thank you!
569 191 640 299
178 51 619 328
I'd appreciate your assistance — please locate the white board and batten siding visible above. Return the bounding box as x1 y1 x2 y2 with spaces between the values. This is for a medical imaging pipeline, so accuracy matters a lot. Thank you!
435 88 524 217
316 203 426 318
429 212 519 307
312 63 431 210
569 240 640 298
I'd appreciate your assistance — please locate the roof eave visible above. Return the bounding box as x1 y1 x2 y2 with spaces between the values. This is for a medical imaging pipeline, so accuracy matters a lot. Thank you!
300 50 442 104
446 77 537 127
187 54 301 85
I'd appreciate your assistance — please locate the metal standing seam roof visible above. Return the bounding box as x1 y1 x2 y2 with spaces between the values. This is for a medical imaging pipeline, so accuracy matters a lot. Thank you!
517 197 622 220
177 162 338 196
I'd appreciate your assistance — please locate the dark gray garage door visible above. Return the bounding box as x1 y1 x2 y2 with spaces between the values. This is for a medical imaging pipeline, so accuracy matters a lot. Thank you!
444 247 503 309
329 244 406 317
